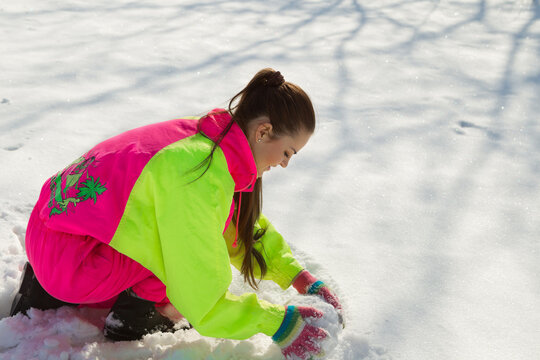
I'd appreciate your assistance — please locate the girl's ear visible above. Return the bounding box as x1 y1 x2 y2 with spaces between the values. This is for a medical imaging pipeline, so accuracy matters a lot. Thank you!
255 121 273 142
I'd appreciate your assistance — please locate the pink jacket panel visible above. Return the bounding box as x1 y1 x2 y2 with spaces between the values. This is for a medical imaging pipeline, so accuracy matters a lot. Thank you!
35 109 257 245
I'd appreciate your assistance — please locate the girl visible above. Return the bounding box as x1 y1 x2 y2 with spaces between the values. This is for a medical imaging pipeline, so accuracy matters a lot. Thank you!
11 68 343 360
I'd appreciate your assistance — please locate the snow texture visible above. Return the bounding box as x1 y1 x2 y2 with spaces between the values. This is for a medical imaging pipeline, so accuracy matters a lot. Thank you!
1 0 539 359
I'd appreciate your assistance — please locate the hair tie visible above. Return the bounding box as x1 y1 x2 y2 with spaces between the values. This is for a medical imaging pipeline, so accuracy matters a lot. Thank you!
265 71 285 87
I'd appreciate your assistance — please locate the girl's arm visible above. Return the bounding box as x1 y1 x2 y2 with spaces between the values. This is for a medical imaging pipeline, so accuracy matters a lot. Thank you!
110 138 288 339
224 214 344 327
225 213 304 290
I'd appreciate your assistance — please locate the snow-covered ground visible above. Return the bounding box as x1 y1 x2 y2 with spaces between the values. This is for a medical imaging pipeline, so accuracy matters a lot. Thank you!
1 0 539 359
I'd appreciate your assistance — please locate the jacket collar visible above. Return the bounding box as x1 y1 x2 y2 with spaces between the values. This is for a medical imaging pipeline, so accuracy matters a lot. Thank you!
199 109 257 192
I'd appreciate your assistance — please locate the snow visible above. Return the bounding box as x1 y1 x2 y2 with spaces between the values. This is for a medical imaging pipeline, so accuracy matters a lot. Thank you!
0 0 539 359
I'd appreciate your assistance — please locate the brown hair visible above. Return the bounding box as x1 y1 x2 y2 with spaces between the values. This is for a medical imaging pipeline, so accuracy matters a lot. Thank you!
230 68 315 289
195 68 316 289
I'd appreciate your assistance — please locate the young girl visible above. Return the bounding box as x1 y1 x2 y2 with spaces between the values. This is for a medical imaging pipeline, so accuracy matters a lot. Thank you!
11 68 343 360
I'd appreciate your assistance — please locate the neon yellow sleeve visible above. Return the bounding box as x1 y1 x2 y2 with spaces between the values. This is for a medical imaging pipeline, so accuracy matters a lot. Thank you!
225 214 304 290
110 134 285 339
196 291 285 339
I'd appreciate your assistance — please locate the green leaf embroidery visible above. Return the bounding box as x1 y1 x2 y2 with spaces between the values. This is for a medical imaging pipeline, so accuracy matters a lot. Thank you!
77 176 107 203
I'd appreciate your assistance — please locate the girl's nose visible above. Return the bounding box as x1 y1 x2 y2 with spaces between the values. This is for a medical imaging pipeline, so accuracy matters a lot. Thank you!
280 158 290 168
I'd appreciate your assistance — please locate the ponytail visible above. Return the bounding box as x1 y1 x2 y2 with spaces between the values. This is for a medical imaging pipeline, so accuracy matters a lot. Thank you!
194 68 315 290
229 68 315 289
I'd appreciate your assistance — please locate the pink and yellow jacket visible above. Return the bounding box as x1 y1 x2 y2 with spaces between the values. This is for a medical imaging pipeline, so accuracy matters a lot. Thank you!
34 109 304 339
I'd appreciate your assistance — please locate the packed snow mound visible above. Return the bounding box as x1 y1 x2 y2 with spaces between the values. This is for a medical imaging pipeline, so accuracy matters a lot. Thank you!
0 255 381 360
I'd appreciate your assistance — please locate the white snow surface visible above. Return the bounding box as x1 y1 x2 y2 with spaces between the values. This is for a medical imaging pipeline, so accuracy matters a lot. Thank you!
0 0 539 359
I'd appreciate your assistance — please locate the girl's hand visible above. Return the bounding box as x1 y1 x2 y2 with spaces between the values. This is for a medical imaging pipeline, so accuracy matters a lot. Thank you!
293 270 344 326
272 306 328 360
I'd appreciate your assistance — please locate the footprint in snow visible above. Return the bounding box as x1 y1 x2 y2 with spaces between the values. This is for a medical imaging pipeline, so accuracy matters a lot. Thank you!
454 121 502 140
3 143 23 151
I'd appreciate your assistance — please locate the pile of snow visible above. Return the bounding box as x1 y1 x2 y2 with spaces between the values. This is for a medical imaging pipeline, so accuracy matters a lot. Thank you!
0 259 355 360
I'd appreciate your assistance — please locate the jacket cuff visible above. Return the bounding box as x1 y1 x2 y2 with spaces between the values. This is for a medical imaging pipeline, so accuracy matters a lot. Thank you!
270 258 305 290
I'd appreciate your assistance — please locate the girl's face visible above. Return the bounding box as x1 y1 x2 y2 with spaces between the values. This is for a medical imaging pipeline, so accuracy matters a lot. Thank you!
247 117 312 178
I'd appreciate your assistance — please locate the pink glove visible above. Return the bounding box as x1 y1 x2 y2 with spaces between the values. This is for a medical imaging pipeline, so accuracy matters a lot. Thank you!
293 270 344 326
272 306 328 360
